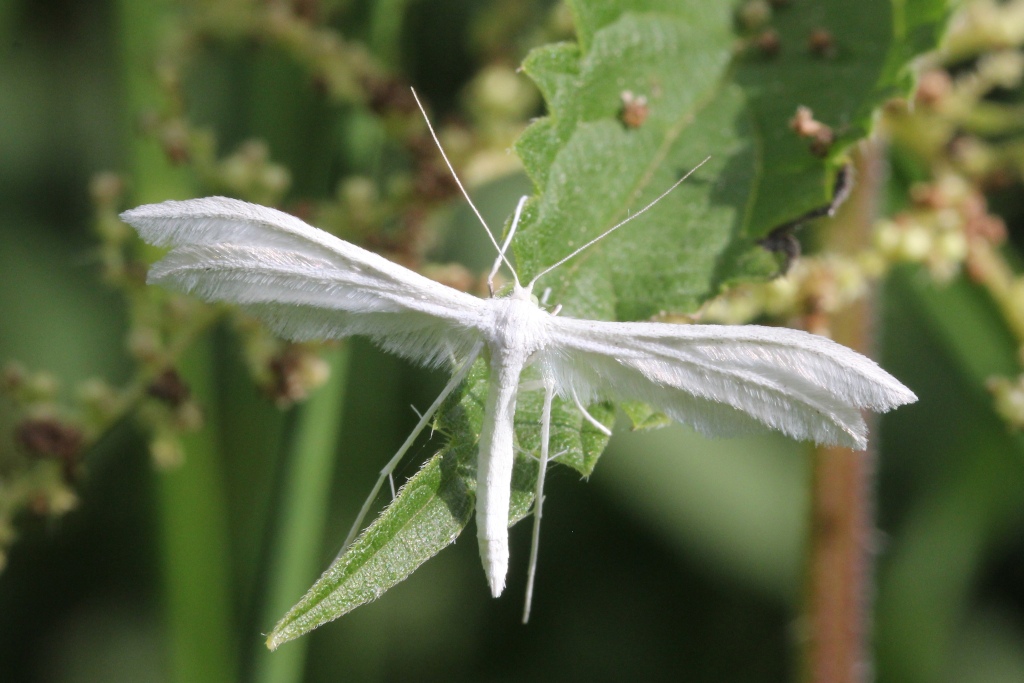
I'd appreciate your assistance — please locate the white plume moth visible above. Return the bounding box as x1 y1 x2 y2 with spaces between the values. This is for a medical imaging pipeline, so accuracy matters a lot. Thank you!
120 89 916 625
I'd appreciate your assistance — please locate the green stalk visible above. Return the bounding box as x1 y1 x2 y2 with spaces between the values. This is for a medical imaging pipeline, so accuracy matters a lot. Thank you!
116 0 192 204
117 2 237 681
369 0 412 68
252 344 350 682
159 343 238 683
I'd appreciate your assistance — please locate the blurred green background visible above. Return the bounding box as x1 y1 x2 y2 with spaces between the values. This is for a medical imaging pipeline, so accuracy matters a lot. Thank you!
1 1 1023 682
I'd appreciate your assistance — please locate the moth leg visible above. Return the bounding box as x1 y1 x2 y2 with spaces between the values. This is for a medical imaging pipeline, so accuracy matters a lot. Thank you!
338 341 484 556
515 444 566 464
572 390 612 436
409 404 433 439
522 376 555 624
547 448 569 462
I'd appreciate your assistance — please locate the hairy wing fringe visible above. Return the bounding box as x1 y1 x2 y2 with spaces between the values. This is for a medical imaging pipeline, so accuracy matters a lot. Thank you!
149 244 484 369
122 197 347 256
123 197 479 317
544 347 867 448
245 303 480 369
546 319 917 450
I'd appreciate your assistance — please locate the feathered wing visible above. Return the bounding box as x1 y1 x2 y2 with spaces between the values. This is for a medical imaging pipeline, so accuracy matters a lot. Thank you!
542 317 917 450
121 197 488 367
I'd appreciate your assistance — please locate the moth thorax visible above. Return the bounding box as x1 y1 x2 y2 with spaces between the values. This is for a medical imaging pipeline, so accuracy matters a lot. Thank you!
489 297 546 354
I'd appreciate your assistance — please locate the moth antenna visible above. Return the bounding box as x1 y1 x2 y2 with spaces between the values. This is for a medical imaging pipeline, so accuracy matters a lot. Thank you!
572 390 612 436
527 156 712 289
338 341 484 555
523 377 555 624
488 195 527 295
410 88 519 289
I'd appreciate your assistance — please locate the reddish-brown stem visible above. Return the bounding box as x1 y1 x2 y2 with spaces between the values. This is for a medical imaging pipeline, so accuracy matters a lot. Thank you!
800 141 884 683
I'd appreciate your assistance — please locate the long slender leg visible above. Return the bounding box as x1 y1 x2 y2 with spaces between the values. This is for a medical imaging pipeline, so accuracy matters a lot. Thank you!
572 389 612 436
338 341 484 555
522 377 555 623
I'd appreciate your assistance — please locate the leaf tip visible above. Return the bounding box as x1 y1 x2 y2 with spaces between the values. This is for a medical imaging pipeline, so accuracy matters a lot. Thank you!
265 631 285 651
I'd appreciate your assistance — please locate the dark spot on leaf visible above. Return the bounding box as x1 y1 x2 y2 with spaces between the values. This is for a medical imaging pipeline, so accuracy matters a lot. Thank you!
755 29 781 58
808 27 837 59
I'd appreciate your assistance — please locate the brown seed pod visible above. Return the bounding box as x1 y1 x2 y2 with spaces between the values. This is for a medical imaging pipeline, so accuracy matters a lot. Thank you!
147 368 191 408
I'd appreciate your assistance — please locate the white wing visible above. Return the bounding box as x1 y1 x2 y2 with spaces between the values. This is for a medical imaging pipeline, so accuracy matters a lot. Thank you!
542 317 917 450
121 196 488 368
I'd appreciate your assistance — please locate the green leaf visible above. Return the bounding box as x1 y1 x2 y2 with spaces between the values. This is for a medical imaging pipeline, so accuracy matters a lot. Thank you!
515 0 951 320
269 0 949 641
516 4 747 321
733 0 951 237
266 446 473 651
266 360 612 648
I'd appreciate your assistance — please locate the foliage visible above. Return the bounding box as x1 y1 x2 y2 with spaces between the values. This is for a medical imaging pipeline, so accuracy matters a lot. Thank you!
2 1 1024 682
269 0 946 646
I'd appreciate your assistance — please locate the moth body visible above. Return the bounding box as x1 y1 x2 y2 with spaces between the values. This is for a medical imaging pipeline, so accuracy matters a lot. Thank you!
477 287 551 596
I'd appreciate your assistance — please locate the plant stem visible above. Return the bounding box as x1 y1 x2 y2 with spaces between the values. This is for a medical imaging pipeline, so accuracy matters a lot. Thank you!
117 2 237 681
251 344 350 682
799 142 885 683
158 341 238 683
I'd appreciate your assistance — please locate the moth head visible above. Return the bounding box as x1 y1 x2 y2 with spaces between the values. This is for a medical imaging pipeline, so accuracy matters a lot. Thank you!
508 282 538 305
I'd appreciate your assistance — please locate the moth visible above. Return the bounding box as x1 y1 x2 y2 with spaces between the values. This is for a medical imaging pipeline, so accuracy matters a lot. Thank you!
121 92 916 623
